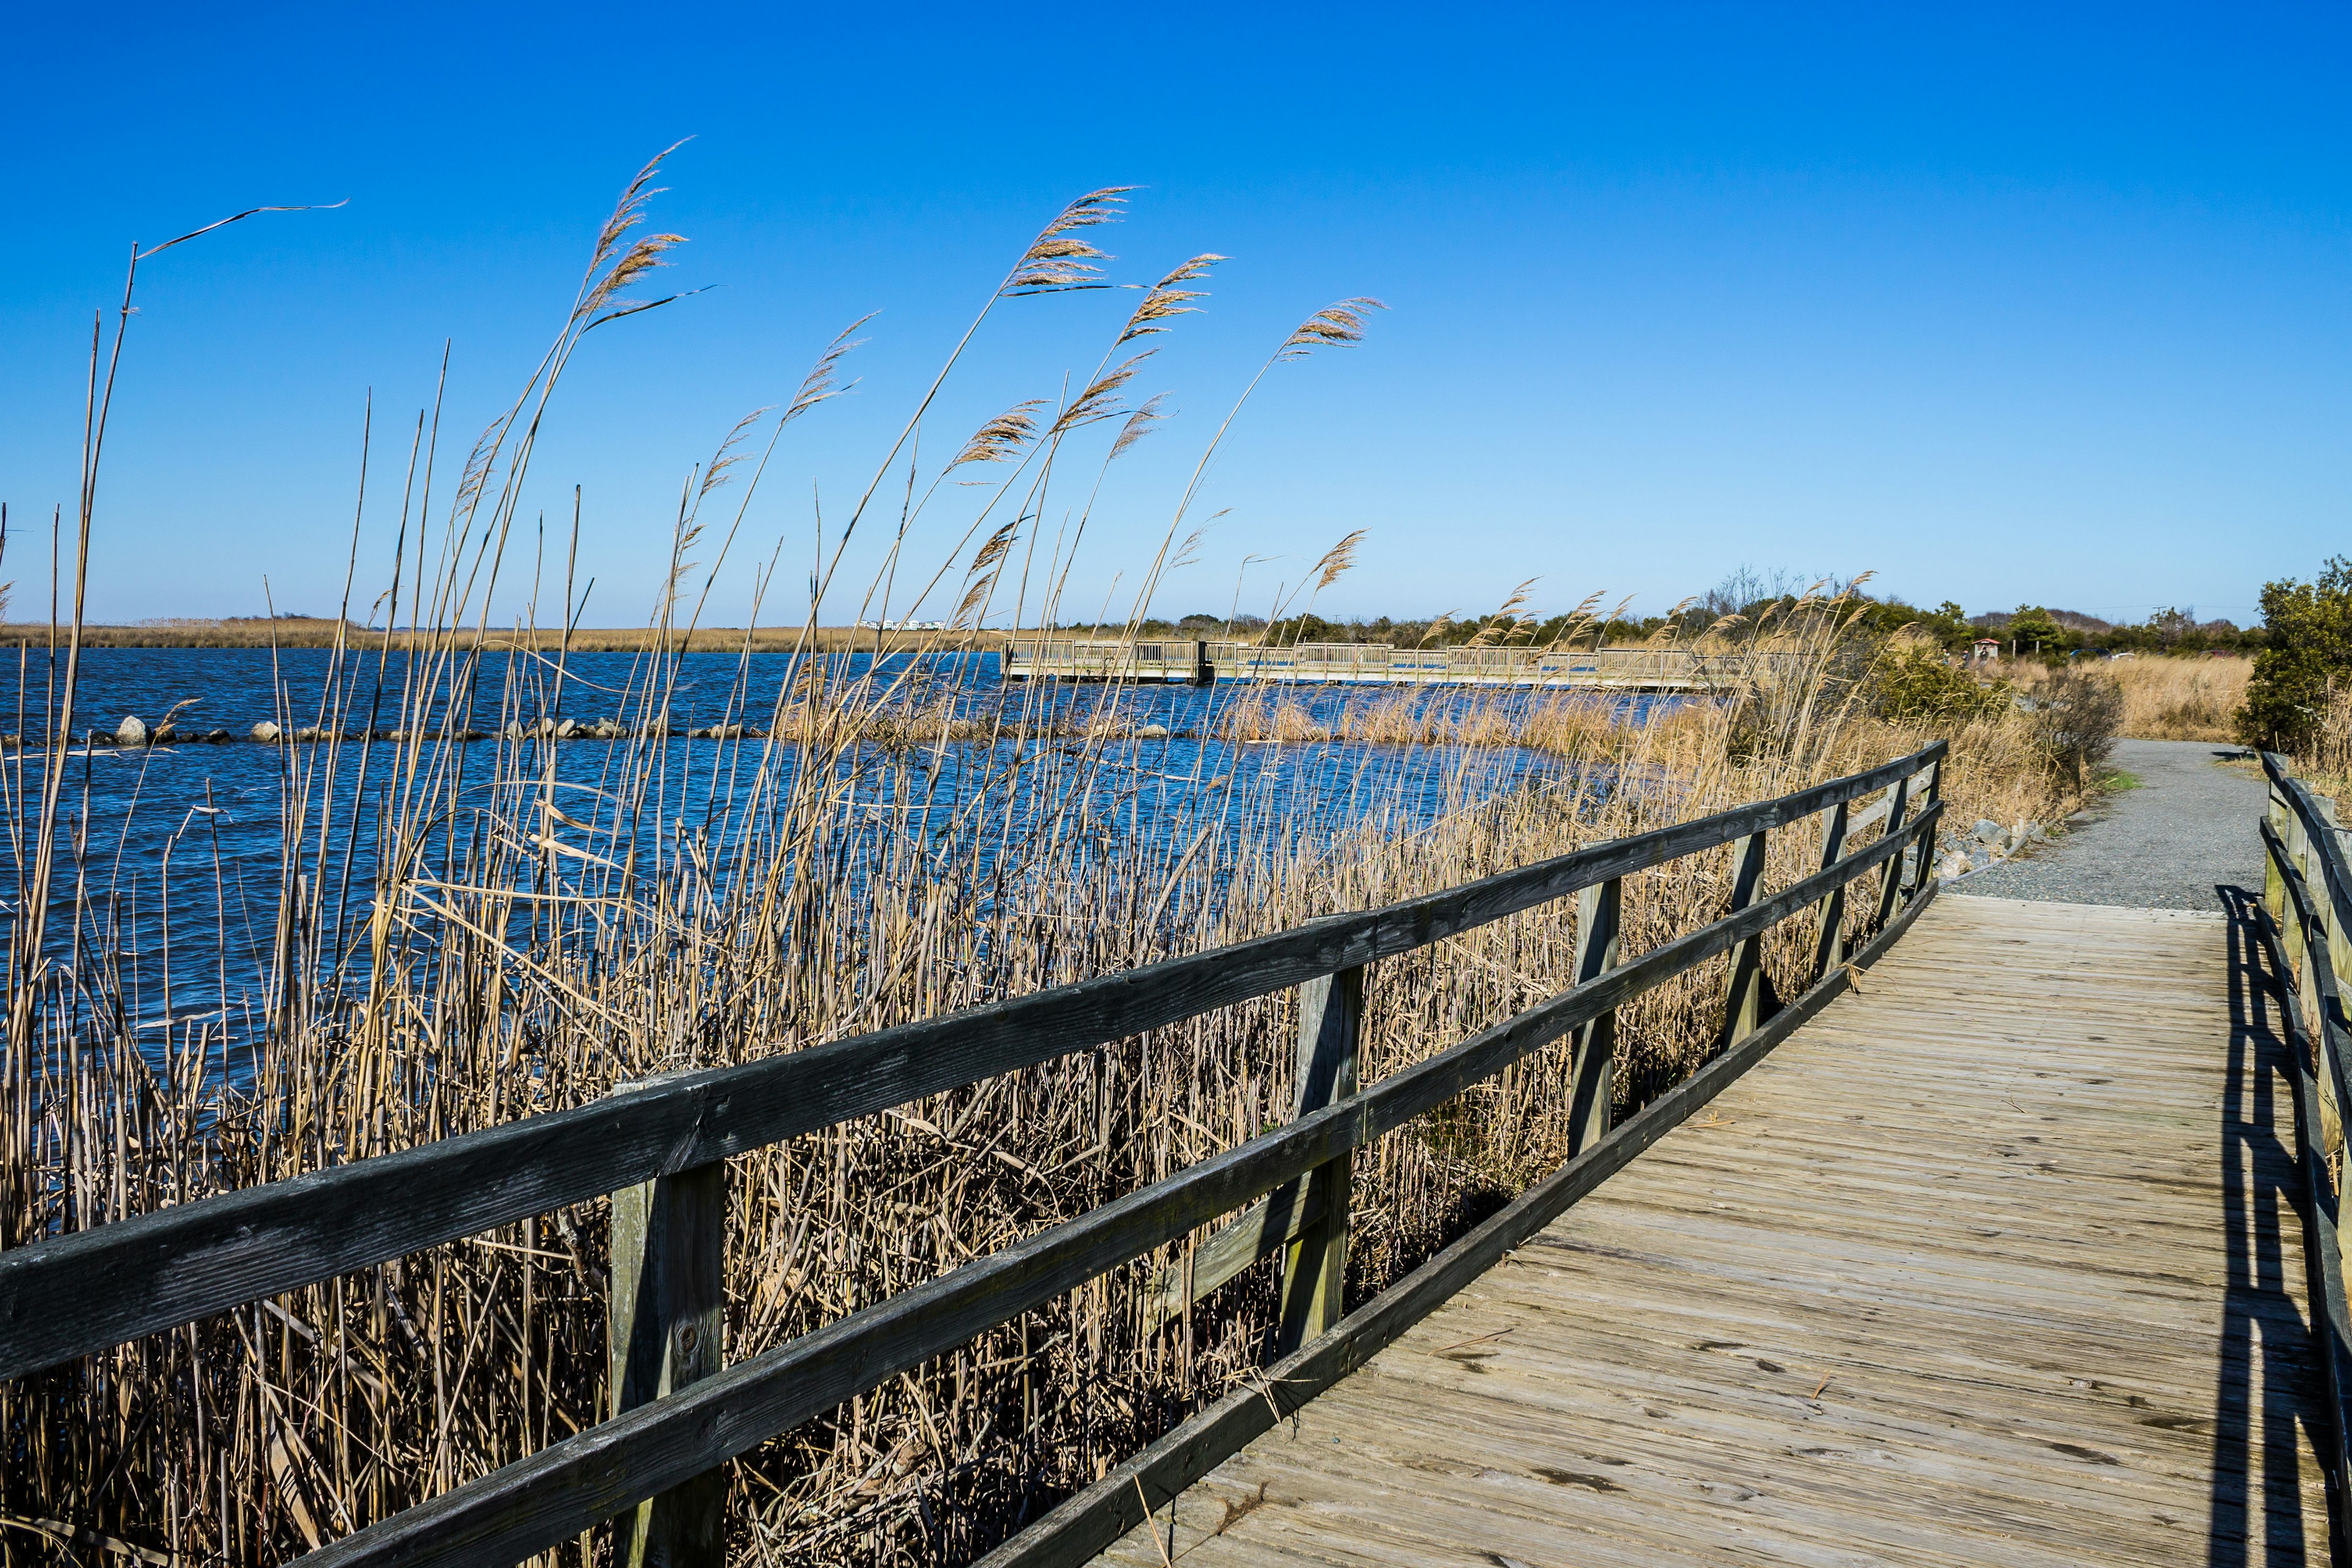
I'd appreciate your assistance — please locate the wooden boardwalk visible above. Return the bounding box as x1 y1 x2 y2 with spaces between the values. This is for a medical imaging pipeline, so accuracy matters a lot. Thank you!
1098 896 2332 1567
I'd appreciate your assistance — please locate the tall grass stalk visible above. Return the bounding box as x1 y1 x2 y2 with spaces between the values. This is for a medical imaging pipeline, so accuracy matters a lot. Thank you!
0 168 2073 1568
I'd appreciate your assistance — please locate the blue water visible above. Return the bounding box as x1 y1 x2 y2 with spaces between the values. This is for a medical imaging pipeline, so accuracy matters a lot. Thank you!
8 648 1656 1059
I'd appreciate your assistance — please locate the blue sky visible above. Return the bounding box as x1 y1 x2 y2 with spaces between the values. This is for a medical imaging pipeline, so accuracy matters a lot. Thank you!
6 2 2346 628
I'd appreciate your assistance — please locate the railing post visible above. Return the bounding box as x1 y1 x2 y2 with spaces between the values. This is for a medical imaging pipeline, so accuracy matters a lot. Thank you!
1872 773 1913 929
1721 832 1771 1047
1278 965 1362 1353
2319 793 2351 1006
2291 791 2346 1175
1810 798 1852 983
1567 878 1623 1154
2268 777 2293 930
609 1079 727 1568
1907 760 1942 899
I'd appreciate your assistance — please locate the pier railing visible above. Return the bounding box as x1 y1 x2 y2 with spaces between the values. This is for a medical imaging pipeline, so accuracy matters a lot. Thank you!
2259 751 2352 1548
1003 638 1789 690
0 741 1947 1567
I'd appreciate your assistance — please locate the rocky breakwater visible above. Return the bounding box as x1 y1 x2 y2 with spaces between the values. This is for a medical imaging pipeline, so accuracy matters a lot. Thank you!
70 714 1215 748
72 715 800 747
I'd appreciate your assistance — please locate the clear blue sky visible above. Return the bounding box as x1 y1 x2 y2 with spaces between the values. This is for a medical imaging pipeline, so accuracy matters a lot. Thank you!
6 2 2346 629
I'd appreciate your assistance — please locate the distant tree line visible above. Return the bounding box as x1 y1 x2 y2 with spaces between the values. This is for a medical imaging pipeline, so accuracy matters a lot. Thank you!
1057 588 2264 658
1054 556 2352 755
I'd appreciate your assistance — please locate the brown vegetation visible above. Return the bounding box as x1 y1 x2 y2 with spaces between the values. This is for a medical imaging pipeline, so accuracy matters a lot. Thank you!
2291 680 2352 799
1 159 2086 1568
1995 653 2250 744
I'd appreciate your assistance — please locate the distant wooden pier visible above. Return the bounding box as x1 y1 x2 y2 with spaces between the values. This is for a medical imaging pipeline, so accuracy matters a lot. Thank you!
1003 638 1768 691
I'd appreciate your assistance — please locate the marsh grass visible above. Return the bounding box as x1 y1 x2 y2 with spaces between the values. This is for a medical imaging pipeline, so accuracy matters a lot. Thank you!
1997 653 2251 744
0 162 2078 1568
2291 680 2352 799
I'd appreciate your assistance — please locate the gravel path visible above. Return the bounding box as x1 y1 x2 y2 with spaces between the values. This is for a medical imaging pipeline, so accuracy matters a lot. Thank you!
1948 738 2266 913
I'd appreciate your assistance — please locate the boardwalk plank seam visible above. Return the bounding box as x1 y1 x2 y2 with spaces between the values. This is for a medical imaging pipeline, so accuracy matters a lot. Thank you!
1039 895 2331 1568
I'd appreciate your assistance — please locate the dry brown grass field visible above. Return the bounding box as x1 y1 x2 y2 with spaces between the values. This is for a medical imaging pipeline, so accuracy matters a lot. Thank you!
2293 680 2352 798
0 158 2091 1567
1996 652 2250 743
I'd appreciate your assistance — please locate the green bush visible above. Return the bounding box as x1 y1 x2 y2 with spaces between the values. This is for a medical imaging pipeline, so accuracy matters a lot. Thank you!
1871 645 2010 725
2032 668 2125 789
2007 605 2068 652
2239 557 2352 752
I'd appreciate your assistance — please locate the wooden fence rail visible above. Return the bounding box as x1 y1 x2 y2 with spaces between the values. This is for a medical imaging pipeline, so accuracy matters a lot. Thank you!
0 742 1948 1567
2259 751 2352 1553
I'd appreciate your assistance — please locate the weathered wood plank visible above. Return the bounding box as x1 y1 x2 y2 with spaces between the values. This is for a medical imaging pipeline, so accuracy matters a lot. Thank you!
606 1099 725 1568
981 880 1940 1568
1049 894 2332 1568
294 806 1946 1568
0 745 1943 1381
1139 1186 1321 1333
1871 772 1912 927
2267 752 2352 937
1810 798 1850 982
2258 819 2352 1553
1566 878 1621 1155
1278 967 1360 1353
1719 828 1770 1047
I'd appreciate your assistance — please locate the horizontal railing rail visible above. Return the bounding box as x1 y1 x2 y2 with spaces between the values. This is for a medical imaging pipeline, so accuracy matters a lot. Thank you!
0 739 1947 1567
1001 639 1801 686
2258 751 2352 1555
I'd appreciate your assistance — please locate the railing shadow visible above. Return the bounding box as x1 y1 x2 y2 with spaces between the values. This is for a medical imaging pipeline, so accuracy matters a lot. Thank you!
2214 885 2337 1567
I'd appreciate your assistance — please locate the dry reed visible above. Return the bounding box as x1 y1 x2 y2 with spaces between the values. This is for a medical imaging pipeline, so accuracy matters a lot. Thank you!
0 164 2075 1568
1997 653 2250 744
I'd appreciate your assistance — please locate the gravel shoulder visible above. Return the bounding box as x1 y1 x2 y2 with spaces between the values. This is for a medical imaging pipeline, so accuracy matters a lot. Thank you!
1948 737 2266 913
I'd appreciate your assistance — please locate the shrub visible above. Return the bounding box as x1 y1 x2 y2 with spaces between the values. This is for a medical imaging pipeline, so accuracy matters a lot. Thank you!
2032 668 2125 788
2239 557 2352 752
1871 644 2010 725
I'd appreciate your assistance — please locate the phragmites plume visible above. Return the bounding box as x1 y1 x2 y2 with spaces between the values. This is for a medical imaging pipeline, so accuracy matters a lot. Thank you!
1117 254 1225 345
1546 591 1634 651
1001 187 1136 296
967 519 1019 577
451 421 502 516
696 407 774 502
1312 528 1367 592
948 399 1049 472
1562 589 1606 627
1109 393 1169 460
578 141 694 331
1277 297 1387 362
1469 577 1540 647
783 315 874 426
1052 355 1147 438
952 518 1022 628
1415 609 1460 649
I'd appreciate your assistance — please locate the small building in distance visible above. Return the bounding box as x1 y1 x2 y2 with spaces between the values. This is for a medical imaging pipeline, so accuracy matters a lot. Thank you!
1970 637 2002 664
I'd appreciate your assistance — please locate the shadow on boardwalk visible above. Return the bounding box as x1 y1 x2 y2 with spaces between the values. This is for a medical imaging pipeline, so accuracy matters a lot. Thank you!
2217 884 2339 1567
1083 895 2335 1568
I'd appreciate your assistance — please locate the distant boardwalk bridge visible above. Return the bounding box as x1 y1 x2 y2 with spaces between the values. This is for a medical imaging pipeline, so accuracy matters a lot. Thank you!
7 744 2351 1565
1003 637 1776 692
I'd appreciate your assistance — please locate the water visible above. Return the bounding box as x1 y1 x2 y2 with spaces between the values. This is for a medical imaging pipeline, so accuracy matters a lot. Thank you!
9 647 1661 1058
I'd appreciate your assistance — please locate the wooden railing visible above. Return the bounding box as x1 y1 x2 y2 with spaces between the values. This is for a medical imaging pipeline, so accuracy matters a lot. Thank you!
0 742 1948 1567
2258 752 2352 1550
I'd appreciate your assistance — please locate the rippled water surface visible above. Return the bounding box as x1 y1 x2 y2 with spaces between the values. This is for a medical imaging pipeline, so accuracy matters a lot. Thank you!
10 647 1660 1057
